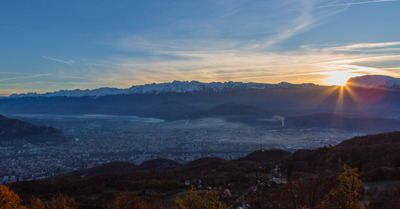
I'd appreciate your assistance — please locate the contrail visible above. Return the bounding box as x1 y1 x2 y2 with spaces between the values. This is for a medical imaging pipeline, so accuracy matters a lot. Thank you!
42 56 73 64
0 74 50 82
316 0 396 9
290 0 396 11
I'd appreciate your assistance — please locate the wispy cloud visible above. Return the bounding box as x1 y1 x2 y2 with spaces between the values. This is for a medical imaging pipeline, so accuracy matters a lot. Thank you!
42 56 74 64
114 0 341 51
290 0 396 11
91 39 400 87
0 74 50 82
2 1 399 95
327 41 400 52
2 40 400 95
263 0 315 47
315 0 396 9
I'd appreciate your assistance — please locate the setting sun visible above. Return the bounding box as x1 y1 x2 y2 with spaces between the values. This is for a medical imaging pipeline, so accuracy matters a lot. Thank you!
324 71 355 86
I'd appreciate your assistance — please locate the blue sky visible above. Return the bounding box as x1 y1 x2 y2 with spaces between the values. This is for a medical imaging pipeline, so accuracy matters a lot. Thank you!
1 0 400 95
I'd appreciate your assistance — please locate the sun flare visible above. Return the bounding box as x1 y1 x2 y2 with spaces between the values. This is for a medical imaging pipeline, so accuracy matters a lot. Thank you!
324 71 354 86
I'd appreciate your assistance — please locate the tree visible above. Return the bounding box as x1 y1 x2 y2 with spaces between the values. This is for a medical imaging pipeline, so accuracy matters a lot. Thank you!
0 185 27 209
319 165 364 209
175 188 226 209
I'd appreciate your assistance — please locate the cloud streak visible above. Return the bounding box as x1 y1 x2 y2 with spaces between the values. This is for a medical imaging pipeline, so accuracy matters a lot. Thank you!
0 74 50 82
42 56 74 64
315 0 396 9
2 41 400 95
327 41 400 51
290 0 397 11
92 40 400 87
263 0 315 47
2 1 399 95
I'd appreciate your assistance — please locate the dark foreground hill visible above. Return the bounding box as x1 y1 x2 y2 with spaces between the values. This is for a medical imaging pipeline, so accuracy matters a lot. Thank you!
56 161 138 178
9 132 400 209
138 158 182 170
0 114 66 144
282 131 400 181
240 149 291 162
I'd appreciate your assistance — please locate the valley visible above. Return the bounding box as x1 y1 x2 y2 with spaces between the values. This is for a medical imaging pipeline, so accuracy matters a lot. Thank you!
1 114 359 184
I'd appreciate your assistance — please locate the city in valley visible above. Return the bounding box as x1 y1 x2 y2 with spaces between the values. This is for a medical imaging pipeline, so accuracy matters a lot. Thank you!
0 114 360 184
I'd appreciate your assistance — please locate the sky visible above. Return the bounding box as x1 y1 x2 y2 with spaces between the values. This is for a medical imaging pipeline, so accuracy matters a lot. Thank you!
1 0 400 95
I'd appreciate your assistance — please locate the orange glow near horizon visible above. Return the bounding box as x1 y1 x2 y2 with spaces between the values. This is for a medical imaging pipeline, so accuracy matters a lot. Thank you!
323 71 359 86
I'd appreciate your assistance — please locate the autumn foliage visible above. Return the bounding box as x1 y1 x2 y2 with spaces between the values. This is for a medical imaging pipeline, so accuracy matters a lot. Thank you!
0 185 27 209
319 165 364 209
175 188 226 209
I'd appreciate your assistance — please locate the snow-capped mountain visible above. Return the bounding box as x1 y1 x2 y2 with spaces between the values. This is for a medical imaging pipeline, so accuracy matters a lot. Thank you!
8 81 317 98
347 75 400 89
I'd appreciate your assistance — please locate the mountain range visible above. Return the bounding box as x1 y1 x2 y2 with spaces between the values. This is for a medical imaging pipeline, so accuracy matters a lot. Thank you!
6 81 317 98
1 75 400 133
4 75 400 99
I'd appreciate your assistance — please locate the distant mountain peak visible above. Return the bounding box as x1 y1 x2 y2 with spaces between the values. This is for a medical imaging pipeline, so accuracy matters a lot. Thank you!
8 80 319 98
347 75 400 89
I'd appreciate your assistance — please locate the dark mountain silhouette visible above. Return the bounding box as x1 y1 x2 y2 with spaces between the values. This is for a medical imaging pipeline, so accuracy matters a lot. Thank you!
56 161 138 178
239 149 291 163
138 158 182 170
181 157 227 170
281 131 400 181
0 114 65 144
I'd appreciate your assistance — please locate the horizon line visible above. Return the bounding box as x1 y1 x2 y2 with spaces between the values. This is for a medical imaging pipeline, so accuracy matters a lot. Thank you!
2 74 398 97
